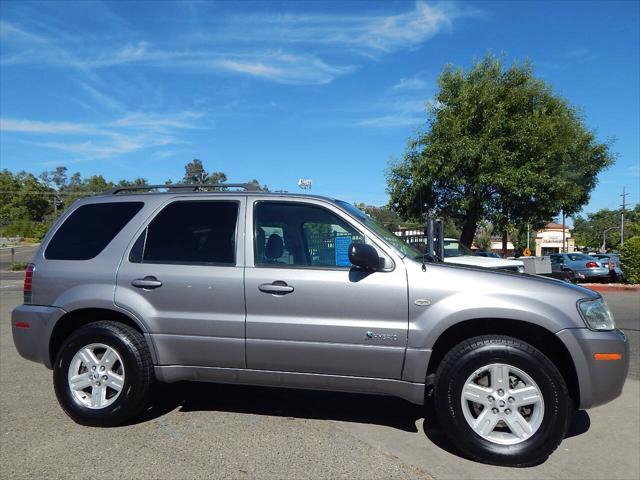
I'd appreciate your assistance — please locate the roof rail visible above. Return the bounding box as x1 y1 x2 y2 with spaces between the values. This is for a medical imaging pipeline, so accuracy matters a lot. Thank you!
105 183 260 195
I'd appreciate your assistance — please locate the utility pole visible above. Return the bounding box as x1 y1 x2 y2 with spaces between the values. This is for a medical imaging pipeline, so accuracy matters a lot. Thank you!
620 186 628 246
562 209 566 253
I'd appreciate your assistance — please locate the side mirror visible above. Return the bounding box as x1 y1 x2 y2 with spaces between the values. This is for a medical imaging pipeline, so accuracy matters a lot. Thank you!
348 243 381 271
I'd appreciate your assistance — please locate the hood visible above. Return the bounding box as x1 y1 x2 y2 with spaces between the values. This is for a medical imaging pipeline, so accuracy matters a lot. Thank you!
444 255 524 269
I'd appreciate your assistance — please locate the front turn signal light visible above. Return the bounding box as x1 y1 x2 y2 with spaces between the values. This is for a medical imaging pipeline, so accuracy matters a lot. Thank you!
593 353 622 361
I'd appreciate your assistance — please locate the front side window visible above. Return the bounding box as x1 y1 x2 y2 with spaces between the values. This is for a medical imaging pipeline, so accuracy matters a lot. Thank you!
131 201 238 265
45 202 143 260
254 202 364 268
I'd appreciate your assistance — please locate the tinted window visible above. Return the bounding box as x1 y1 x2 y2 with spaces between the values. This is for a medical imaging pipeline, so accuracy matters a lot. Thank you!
567 254 590 261
255 202 363 268
45 202 143 260
139 201 238 265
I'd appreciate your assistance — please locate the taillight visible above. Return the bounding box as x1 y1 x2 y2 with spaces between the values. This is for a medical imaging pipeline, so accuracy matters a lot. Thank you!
23 263 34 304
585 261 599 269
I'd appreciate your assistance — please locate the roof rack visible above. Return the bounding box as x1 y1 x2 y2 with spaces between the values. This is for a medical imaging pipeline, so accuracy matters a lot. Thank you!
105 183 261 195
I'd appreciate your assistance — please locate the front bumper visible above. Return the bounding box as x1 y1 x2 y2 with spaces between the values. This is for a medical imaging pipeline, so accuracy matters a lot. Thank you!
556 328 629 409
12 304 66 368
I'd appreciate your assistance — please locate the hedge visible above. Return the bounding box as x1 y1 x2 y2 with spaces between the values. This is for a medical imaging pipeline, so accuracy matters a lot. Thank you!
620 236 640 284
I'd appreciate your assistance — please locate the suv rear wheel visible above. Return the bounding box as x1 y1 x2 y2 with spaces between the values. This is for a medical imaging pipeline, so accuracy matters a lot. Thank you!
53 321 154 427
433 335 572 466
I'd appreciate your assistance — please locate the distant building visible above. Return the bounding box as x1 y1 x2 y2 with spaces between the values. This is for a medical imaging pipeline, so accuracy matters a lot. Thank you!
534 222 575 256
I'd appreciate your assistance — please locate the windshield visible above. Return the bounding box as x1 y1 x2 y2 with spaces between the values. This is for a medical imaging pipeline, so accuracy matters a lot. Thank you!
443 239 474 257
336 201 422 258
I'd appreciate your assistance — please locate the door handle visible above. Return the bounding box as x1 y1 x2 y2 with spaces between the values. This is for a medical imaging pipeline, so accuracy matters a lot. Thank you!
258 281 294 294
131 276 163 289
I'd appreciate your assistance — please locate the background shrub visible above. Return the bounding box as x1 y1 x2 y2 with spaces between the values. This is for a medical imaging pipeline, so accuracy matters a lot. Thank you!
620 236 640 284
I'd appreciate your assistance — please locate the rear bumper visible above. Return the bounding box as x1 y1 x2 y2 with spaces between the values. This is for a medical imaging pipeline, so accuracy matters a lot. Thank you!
556 328 629 409
12 304 66 368
576 268 610 279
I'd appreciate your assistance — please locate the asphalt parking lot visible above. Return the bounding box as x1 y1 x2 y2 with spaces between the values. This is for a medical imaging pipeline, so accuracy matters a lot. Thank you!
1 276 638 479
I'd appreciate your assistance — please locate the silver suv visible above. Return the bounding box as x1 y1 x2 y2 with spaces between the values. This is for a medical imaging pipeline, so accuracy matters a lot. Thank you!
12 184 629 467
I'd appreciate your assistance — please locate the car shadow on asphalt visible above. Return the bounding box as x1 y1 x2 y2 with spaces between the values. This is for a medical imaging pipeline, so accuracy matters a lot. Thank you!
133 381 425 432
130 381 591 462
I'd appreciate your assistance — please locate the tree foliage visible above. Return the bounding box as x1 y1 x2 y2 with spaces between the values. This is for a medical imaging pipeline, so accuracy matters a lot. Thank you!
387 53 614 247
573 205 639 250
620 236 640 284
353 203 403 231
1 159 268 239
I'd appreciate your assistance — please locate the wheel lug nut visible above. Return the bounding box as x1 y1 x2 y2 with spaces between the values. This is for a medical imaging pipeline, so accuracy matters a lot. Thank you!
103 375 108 380
100 366 105 371
96 381 101 386
497 389 504 396
491 408 499 414
488 396 494 403
505 408 511 415
92 365 96 370
508 397 515 403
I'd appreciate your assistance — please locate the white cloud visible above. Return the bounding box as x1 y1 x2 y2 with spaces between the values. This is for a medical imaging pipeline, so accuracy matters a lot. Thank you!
392 76 427 90
0 118 96 134
0 2 471 86
223 1 456 53
356 98 429 128
1 111 206 159
213 53 355 85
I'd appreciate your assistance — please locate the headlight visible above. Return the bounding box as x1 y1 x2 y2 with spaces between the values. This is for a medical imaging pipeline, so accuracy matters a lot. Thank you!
578 297 616 331
517 265 525 273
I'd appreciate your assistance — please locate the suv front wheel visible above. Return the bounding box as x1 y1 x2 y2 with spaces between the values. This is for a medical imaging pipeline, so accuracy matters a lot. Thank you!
434 335 572 466
53 321 154 427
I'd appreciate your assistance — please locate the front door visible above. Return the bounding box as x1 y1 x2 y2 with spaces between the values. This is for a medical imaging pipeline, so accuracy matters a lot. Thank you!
244 199 408 379
115 197 246 368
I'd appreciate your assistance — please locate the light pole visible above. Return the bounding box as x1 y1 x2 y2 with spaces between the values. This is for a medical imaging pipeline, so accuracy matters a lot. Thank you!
601 227 618 252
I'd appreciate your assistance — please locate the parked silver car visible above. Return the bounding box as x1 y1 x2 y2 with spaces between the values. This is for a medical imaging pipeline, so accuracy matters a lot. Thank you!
590 253 624 282
549 253 610 282
12 185 628 467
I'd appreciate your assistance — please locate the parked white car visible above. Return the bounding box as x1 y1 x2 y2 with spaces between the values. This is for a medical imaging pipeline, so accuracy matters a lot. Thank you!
443 238 525 272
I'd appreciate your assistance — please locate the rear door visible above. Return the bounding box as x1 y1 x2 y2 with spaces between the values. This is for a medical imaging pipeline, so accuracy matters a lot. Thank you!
115 197 246 368
244 199 408 379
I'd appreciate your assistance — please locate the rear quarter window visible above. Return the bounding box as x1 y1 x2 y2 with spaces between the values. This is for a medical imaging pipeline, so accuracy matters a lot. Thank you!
45 202 143 260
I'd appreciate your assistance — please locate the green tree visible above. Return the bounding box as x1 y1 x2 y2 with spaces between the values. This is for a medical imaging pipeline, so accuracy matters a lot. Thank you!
620 236 640 283
573 204 639 250
117 177 149 187
0 170 52 237
40 166 68 213
354 203 402 231
474 222 493 251
183 159 210 184
387 53 614 249
248 179 269 191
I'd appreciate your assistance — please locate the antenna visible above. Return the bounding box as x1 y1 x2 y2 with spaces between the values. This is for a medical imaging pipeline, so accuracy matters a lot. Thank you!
298 178 313 190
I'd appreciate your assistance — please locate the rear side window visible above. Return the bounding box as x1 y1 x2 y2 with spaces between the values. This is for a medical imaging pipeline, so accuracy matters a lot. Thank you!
45 202 143 260
132 201 238 265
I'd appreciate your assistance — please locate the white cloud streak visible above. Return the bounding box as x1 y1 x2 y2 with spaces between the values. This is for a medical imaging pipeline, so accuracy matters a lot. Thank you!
0 2 465 85
1 112 206 159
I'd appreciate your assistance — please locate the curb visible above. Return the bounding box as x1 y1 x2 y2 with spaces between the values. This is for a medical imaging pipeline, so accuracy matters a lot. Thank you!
582 283 640 293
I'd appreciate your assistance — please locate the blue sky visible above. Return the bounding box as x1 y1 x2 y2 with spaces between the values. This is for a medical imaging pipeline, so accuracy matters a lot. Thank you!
1 0 638 214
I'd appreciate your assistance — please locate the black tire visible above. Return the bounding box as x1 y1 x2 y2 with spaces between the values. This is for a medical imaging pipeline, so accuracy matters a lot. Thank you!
53 321 154 427
433 335 572 467
563 269 576 283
